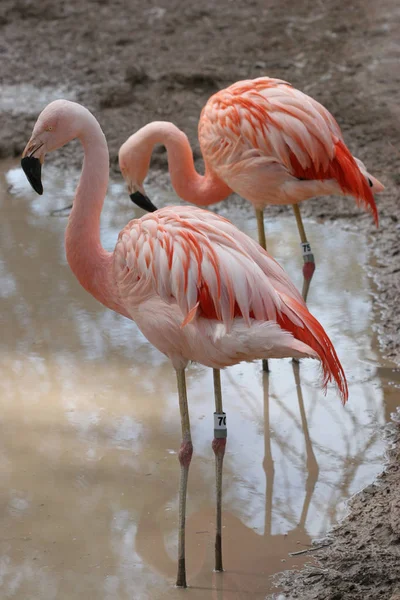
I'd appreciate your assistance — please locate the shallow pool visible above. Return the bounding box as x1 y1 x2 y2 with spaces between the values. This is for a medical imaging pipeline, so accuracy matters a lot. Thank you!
0 160 398 599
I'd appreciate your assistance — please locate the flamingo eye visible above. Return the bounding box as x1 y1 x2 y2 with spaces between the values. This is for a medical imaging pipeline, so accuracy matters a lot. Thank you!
45 126 53 132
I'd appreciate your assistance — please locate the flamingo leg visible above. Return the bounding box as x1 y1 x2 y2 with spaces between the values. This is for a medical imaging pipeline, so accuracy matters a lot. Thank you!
292 204 315 303
262 372 275 537
176 368 193 588
255 207 267 251
292 360 319 524
255 208 270 373
212 369 226 572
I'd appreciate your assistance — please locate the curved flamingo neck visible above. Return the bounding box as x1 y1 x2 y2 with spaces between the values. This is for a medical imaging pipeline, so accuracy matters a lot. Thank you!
139 122 231 206
65 111 126 316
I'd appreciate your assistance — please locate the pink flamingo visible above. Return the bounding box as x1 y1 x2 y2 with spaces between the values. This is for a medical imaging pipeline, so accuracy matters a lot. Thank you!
21 99 348 589
123 76 384 305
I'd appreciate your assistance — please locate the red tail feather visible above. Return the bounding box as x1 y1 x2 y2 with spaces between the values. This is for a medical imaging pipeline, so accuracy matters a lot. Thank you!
197 281 348 404
334 141 378 226
290 139 379 227
277 294 348 404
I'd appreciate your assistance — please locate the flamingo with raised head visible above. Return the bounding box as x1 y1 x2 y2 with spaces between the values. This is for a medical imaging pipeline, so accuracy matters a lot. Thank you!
21 100 348 589
123 76 384 306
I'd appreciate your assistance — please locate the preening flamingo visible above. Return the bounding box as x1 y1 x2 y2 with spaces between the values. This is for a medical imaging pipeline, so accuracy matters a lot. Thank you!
21 100 348 589
124 76 384 304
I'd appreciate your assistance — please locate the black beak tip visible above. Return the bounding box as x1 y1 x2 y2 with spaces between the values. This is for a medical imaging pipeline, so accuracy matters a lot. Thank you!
21 156 43 195
129 191 158 213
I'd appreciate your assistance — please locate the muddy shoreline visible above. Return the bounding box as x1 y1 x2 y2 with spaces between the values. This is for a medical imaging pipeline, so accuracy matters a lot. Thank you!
1 0 399 598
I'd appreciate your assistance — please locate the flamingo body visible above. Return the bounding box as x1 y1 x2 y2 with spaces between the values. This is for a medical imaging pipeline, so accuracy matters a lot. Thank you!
114 205 347 399
199 77 382 223
121 76 383 226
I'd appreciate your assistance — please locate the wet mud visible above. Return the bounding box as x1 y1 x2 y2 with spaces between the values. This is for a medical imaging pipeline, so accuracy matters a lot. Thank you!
0 0 400 598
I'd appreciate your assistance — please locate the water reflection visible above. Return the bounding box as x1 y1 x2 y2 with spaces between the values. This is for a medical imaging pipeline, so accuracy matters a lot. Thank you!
0 84 76 116
0 160 399 599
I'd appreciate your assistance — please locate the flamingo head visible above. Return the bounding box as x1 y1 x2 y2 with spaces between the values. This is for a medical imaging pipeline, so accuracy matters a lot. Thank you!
354 157 385 194
119 135 158 213
21 99 88 195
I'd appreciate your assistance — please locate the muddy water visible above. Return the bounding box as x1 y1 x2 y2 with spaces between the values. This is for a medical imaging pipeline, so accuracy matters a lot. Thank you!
0 160 399 600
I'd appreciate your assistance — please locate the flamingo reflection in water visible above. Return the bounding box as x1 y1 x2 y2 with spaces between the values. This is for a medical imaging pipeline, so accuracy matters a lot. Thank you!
128 359 385 597
130 365 321 597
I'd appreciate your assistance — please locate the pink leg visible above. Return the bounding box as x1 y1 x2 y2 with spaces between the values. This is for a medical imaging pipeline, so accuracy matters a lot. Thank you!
176 369 193 588
212 369 226 572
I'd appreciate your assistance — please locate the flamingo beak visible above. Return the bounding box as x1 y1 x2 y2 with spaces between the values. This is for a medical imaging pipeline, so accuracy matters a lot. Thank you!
21 138 45 195
368 175 385 194
129 191 158 213
21 156 43 195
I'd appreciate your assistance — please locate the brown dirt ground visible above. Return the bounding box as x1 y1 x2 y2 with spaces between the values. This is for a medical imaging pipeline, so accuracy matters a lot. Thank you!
1 0 399 598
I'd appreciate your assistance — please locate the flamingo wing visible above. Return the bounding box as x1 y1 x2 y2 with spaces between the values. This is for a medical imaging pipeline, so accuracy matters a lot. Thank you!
115 205 288 328
114 206 348 403
200 77 378 224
